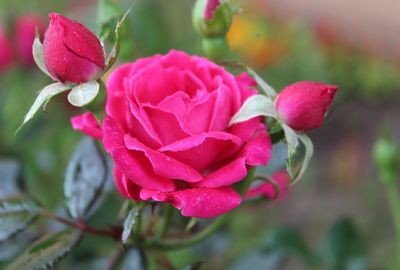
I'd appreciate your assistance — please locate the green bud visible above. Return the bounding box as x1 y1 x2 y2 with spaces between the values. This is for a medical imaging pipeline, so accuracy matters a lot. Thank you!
202 37 229 60
373 134 399 184
193 0 232 38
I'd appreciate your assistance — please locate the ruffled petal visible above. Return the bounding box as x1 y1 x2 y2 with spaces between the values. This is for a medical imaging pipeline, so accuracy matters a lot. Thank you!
127 89 163 147
184 90 216 134
140 187 242 218
198 157 247 188
143 105 191 145
208 84 231 131
160 50 192 70
71 112 102 140
113 166 141 201
106 63 163 148
102 116 125 153
198 124 271 188
124 135 203 182
229 117 261 142
159 131 242 171
157 91 191 121
106 63 133 130
240 124 272 166
128 62 177 105
111 148 176 192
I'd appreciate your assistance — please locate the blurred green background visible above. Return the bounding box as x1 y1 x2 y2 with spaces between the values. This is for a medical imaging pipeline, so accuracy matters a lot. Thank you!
1 0 399 269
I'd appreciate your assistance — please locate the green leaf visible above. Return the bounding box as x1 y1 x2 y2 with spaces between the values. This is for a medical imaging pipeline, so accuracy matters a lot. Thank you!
0 233 29 262
32 28 51 77
105 5 134 71
230 95 278 125
97 0 121 41
282 124 299 179
281 126 314 184
67 81 100 107
262 227 317 266
292 134 314 184
282 124 299 157
17 82 71 132
322 219 367 270
64 138 107 219
121 206 141 245
245 67 277 98
5 230 81 270
0 196 40 243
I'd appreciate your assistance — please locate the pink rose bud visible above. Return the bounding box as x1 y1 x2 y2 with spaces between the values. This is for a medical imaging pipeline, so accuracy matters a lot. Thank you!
276 81 338 131
43 13 105 84
205 0 221 20
15 14 45 67
0 25 13 71
193 0 232 37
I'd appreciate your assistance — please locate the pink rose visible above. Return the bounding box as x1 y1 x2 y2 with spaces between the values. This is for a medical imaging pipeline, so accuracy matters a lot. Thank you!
43 13 105 84
14 14 45 67
72 50 272 218
276 81 338 132
0 25 13 71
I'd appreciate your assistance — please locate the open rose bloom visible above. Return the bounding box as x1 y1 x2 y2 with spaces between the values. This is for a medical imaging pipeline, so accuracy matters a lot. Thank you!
73 50 272 218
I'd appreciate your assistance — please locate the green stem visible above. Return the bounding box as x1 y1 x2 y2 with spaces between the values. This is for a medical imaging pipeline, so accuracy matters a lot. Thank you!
386 184 400 267
145 215 228 250
134 204 144 236
270 129 285 144
156 204 174 239
39 210 121 240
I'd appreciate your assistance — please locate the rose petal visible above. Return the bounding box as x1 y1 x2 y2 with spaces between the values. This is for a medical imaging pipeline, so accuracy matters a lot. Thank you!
198 124 272 188
184 90 216 134
106 64 163 148
124 135 203 182
230 117 261 142
198 157 247 188
159 131 242 171
212 71 242 113
111 148 176 192
157 91 191 121
140 187 242 218
106 63 133 129
144 105 191 145
161 50 192 70
71 112 102 140
235 72 257 89
182 70 208 97
127 91 163 147
240 124 272 166
208 84 231 131
128 62 177 105
102 116 125 152
113 166 141 200
246 171 290 199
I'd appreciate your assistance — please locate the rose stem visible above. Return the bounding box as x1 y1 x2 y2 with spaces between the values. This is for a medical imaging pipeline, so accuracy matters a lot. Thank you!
145 214 228 250
39 209 121 240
